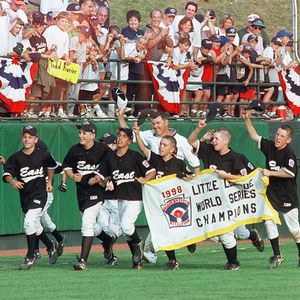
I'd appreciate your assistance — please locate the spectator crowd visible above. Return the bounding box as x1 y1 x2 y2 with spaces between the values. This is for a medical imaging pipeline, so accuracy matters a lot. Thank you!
0 0 298 120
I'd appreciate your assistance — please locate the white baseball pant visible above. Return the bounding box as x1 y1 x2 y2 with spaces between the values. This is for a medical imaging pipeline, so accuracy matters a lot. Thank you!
40 192 56 232
234 225 250 240
265 208 300 242
118 200 143 236
24 207 43 236
81 202 102 237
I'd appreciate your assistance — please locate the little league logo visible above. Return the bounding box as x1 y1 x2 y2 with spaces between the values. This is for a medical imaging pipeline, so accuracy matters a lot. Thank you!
161 194 192 228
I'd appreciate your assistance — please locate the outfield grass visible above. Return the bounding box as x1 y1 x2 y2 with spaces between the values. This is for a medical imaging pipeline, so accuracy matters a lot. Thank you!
0 242 299 300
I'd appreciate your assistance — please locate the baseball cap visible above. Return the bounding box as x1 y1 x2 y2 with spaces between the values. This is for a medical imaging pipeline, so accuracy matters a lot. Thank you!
201 39 213 49
208 9 216 17
164 7 177 16
111 87 128 110
76 121 97 134
78 25 91 37
242 45 253 53
246 100 265 112
226 27 236 36
22 125 38 136
137 109 157 126
209 35 221 43
46 11 54 20
118 127 133 140
271 37 282 46
247 34 258 42
100 133 117 145
32 12 46 25
276 29 293 38
251 19 265 29
220 36 230 47
206 103 224 122
247 13 260 22
66 3 81 13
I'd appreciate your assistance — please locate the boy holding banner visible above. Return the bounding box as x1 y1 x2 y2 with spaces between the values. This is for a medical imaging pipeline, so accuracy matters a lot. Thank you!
243 111 300 268
188 120 264 270
133 122 192 270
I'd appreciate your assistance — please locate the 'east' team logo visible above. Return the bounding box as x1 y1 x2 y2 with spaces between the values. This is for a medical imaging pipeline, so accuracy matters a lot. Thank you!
161 194 192 228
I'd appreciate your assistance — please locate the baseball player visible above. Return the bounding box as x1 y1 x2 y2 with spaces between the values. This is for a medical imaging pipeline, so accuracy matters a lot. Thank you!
34 140 67 260
98 127 156 270
243 111 300 268
188 121 264 270
63 121 116 271
117 109 199 262
3 126 58 270
133 122 192 270
92 133 122 266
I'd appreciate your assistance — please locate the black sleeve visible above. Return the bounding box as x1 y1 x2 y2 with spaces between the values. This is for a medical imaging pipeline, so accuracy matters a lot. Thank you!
3 153 19 180
44 151 58 169
259 137 271 158
62 148 75 171
135 151 155 177
179 159 193 176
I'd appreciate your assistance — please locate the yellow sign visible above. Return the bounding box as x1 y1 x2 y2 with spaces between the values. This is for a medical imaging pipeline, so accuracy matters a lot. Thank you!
47 59 80 84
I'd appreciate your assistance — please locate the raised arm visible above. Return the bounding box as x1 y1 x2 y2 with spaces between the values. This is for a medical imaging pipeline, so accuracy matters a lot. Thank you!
132 122 150 158
188 119 207 148
116 108 128 128
242 110 260 142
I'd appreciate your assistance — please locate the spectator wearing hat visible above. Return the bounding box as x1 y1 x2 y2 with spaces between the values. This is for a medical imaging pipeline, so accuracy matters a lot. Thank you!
65 3 83 35
0 1 18 56
186 38 214 117
201 9 220 41
40 0 69 15
261 37 283 116
121 10 145 105
242 19 266 55
160 7 177 45
25 12 57 118
45 12 56 26
43 11 71 118
219 14 239 46
237 13 270 48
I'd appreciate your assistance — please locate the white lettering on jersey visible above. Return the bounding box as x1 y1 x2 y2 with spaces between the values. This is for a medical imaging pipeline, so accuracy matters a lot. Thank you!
156 171 164 178
112 170 135 186
33 199 41 204
268 160 283 171
20 167 44 183
288 159 295 168
209 165 217 170
77 161 99 176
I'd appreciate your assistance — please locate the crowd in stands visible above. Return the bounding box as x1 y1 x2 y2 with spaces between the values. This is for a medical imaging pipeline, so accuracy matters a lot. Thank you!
0 0 298 120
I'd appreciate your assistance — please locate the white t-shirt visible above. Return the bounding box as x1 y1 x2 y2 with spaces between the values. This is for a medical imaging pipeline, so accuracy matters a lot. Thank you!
43 25 69 59
263 46 280 82
7 32 21 53
172 15 202 48
0 15 11 55
139 129 200 168
69 36 87 63
80 64 99 92
40 0 69 14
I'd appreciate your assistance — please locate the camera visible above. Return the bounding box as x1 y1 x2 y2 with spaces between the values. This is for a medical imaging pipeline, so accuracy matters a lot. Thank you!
113 34 123 41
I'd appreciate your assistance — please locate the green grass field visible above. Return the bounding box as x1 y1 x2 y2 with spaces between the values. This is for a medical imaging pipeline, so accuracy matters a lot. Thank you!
1 242 299 300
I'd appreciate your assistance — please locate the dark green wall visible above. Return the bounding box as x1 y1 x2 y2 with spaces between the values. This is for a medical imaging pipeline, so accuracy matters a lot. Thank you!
0 120 271 235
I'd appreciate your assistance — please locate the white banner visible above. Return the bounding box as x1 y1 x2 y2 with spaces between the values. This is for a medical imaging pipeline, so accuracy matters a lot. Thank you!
143 169 280 251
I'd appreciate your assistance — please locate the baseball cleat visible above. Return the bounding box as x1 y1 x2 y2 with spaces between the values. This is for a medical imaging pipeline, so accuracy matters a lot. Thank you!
167 260 180 270
224 262 240 271
132 261 144 270
251 229 264 252
187 243 197 253
57 235 67 257
73 258 87 271
269 255 284 269
18 256 36 271
34 249 42 260
132 240 144 264
143 250 157 264
103 235 117 260
105 254 118 266
47 241 58 265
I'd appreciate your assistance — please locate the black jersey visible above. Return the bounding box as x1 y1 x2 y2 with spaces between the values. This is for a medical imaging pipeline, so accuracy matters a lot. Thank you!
3 148 57 213
195 141 252 175
259 137 298 212
100 149 155 201
148 151 191 178
63 142 110 211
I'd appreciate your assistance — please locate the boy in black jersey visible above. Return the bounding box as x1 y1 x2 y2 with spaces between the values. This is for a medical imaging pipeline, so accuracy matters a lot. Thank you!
3 126 58 270
98 127 156 269
133 122 192 270
188 120 264 270
244 111 300 268
63 121 116 271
